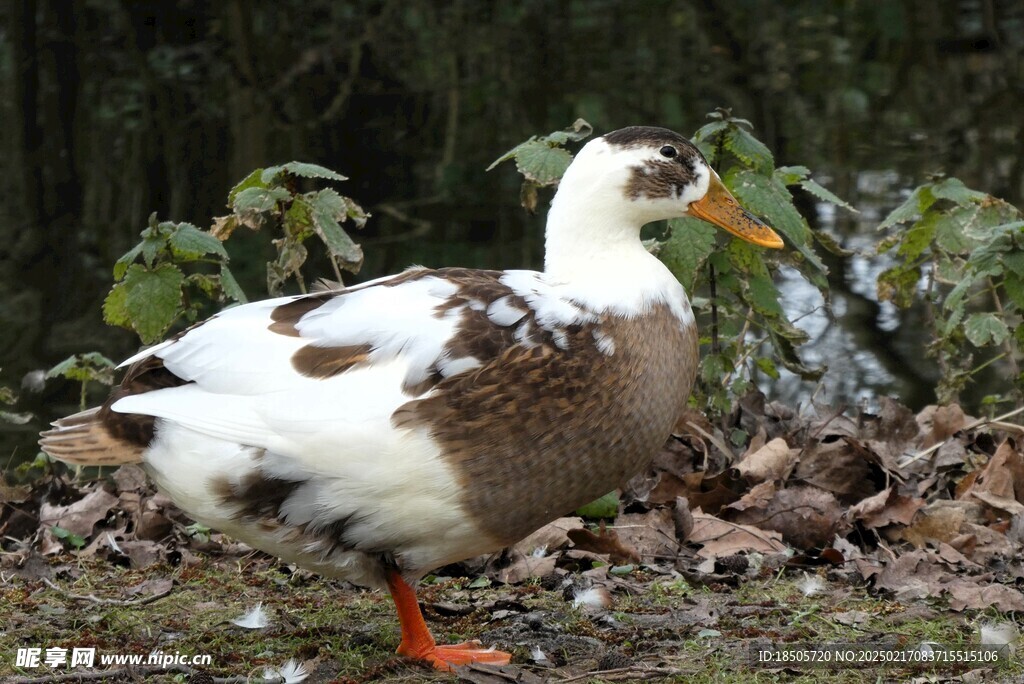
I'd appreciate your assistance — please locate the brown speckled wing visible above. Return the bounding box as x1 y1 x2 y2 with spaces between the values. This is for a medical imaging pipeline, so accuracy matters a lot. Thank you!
393 304 698 545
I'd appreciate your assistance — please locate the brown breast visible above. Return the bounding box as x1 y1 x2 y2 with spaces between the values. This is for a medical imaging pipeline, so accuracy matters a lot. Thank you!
394 305 698 545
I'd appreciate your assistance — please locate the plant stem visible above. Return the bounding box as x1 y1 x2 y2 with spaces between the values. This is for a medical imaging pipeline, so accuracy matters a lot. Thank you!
988 277 1020 380
709 263 719 356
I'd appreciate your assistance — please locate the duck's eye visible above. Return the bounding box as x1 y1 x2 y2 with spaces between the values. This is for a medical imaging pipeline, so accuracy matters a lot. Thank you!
659 145 678 159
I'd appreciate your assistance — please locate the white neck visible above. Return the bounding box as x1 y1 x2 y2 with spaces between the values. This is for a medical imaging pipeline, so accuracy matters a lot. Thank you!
540 149 691 322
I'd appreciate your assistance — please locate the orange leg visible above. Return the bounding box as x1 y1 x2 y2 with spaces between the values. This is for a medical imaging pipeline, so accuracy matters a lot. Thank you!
385 569 512 671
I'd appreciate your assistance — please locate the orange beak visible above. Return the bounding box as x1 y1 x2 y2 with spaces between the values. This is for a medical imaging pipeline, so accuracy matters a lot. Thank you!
688 173 784 249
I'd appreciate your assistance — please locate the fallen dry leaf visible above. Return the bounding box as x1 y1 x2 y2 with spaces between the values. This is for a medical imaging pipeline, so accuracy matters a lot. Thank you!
735 438 796 483
689 511 788 558
795 437 880 504
900 500 983 548
514 517 583 557
847 487 924 529
567 525 640 565
610 509 679 561
38 487 118 538
960 439 1024 514
946 581 1024 612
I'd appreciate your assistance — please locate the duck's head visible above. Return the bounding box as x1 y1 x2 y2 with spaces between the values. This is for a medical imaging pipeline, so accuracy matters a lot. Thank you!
549 126 783 250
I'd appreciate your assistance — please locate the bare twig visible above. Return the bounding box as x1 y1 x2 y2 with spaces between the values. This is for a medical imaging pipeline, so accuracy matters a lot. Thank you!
900 404 1024 466
41 578 171 607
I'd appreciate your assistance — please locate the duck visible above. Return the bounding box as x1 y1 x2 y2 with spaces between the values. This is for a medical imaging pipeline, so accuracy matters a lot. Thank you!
40 126 783 671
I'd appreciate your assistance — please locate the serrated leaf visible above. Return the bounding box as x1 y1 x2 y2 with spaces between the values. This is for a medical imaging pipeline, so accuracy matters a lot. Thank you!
799 178 858 212
755 357 780 379
660 217 717 289
114 243 144 280
486 136 538 172
931 177 987 206
102 282 131 328
220 265 247 303
723 126 774 173
774 165 811 185
933 205 983 254
1003 271 1024 311
964 312 1010 347
46 353 115 383
745 274 785 317
210 214 240 240
727 170 810 245
123 264 185 343
168 223 228 260
878 185 936 231
284 197 315 239
310 189 363 271
692 120 730 144
543 118 593 145
141 234 163 267
768 323 822 380
896 212 939 260
943 273 979 314
877 265 921 308
513 140 573 185
228 169 267 204
812 229 854 257
727 169 827 290
276 162 348 182
232 186 291 213
576 491 619 519
1002 250 1024 278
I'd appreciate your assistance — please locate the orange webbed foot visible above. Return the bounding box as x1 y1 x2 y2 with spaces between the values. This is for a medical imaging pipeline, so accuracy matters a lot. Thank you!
419 640 513 671
386 570 513 671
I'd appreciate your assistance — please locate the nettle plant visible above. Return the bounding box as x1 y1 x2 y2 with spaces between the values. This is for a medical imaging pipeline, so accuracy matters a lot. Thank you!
103 162 367 344
493 112 851 415
876 177 1024 405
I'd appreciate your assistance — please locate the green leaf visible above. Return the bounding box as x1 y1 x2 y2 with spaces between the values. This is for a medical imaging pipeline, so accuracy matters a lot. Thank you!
745 274 785 317
692 120 730 144
729 170 810 245
660 218 717 289
877 265 921 308
50 525 87 549
723 126 774 173
46 353 115 384
755 357 780 379
799 178 858 212
1002 250 1024 278
896 212 939 260
140 234 164 268
275 162 348 183
102 282 131 329
310 189 364 271
964 312 1010 347
113 243 144 280
487 137 537 172
228 169 267 204
1002 272 1024 311
931 177 987 206
543 118 593 145
513 140 573 185
933 206 983 254
219 265 247 304
168 223 228 260
232 186 291 213
122 263 185 343
774 165 810 185
576 491 619 519
878 185 936 230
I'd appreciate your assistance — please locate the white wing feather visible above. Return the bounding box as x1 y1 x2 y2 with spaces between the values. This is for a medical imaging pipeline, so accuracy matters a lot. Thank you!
111 274 466 458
